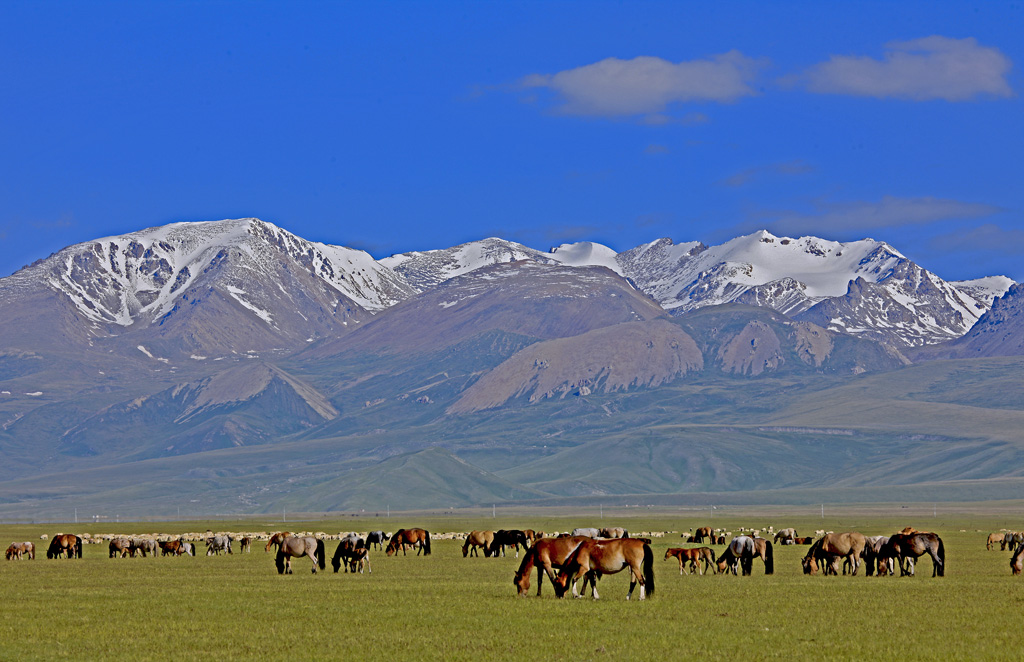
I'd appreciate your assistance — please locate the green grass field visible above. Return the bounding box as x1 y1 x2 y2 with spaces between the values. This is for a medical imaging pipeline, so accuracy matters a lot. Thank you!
2 512 1022 660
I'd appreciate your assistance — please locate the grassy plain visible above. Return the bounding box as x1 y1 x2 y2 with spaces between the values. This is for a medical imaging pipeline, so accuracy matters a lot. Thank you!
2 512 1023 660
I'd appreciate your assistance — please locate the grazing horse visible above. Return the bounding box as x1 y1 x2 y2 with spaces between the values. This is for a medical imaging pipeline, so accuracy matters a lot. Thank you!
47 534 82 559
881 532 945 577
513 536 591 597
159 539 182 556
488 529 529 558
692 527 714 544
265 532 292 553
802 532 866 576
206 535 232 556
5 542 34 560
463 530 495 558
275 535 326 574
366 531 390 551
987 532 1005 551
1010 542 1024 575
717 536 773 576
385 528 431 556
552 538 655 600
861 536 893 576
774 528 798 545
1003 532 1024 551
239 537 252 553
665 547 716 575
331 534 370 573
109 538 133 558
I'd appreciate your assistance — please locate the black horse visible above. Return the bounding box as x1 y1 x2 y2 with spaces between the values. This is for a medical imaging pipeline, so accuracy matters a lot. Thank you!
366 531 390 551
487 529 530 558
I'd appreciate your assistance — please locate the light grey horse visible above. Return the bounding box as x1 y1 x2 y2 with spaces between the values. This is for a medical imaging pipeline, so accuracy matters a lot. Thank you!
205 535 232 556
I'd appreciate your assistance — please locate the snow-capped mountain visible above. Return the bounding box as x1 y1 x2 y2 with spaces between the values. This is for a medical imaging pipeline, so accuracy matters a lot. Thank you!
0 218 414 356
615 231 1009 347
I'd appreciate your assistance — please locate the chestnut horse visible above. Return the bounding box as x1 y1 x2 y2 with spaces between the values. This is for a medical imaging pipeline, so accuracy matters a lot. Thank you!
513 536 591 597
265 531 293 553
881 532 945 577
717 536 773 576
802 532 866 576
5 542 34 560
46 534 82 559
665 547 716 575
275 534 326 574
552 538 655 600
463 530 494 558
385 528 431 556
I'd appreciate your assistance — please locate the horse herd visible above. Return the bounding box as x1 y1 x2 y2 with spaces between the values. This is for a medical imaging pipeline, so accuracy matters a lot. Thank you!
21 523 1024 597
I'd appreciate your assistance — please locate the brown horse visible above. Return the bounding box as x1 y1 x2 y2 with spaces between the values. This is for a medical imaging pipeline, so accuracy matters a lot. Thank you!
463 530 494 558
665 547 716 575
46 534 82 559
691 527 714 544
717 536 773 576
385 528 431 556
275 535 326 574
239 537 252 553
331 534 370 573
5 542 34 560
881 532 945 577
265 531 293 553
109 538 133 558
552 538 655 600
513 536 591 597
802 532 866 576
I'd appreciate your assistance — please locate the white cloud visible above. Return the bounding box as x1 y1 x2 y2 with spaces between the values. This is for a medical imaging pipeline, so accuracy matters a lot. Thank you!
761 196 1002 235
521 52 766 117
802 36 1013 101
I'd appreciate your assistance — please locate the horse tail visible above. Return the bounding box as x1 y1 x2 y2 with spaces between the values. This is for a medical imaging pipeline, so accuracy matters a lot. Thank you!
763 540 774 575
317 539 326 570
643 543 655 598
331 542 343 573
710 549 716 563
937 537 945 577
275 550 285 574
75 538 83 559
423 531 431 556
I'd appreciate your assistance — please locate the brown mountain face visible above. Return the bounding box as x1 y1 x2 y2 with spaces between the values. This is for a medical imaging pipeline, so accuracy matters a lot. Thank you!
912 283 1024 360
448 319 703 414
304 260 668 358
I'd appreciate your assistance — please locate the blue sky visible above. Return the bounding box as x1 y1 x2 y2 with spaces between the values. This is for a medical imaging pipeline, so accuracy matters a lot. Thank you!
1 1 1021 281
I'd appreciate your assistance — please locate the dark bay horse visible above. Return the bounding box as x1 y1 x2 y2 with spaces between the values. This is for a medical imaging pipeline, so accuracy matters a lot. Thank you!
275 535 326 574
463 530 494 558
331 534 370 573
552 538 655 600
47 534 82 559
488 529 529 558
802 532 866 576
513 536 591 597
385 528 431 556
665 547 716 575
881 532 945 577
717 536 773 576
